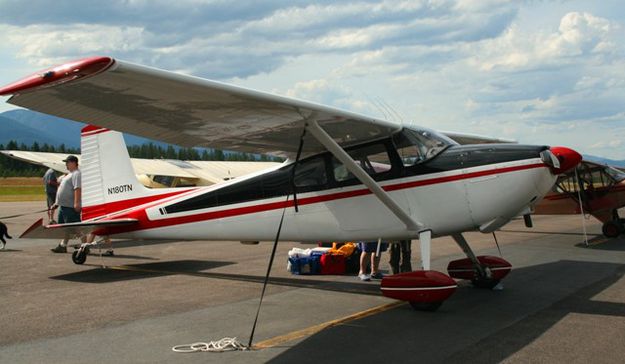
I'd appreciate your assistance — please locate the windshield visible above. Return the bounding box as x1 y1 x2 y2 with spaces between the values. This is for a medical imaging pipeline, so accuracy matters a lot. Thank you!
392 127 457 166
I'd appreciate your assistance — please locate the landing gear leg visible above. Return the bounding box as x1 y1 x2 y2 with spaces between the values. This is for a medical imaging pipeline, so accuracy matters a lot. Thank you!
451 234 500 289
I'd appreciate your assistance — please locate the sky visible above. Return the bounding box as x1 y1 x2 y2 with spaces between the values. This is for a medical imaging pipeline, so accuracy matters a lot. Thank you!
0 0 624 158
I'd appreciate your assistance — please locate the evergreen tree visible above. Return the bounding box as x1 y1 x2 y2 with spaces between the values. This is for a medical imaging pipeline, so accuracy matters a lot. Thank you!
214 149 225 161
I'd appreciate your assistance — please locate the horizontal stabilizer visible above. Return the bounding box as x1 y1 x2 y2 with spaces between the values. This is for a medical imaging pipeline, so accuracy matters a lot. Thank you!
21 218 138 239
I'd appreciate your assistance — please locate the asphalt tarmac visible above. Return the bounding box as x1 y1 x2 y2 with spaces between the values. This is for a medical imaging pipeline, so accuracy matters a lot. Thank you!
1 201 624 363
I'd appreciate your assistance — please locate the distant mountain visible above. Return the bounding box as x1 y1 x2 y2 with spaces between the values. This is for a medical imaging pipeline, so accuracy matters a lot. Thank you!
583 155 625 168
0 109 171 148
0 114 65 147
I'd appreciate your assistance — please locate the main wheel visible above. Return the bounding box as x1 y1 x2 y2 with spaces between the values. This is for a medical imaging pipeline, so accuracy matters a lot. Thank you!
602 220 623 238
72 249 87 265
409 301 442 312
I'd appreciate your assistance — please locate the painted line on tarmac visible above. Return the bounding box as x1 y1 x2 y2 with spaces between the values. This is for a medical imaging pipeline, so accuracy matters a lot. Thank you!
253 301 405 349
88 263 403 349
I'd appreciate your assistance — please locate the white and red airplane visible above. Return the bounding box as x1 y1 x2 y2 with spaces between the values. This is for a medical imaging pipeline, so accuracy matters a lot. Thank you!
0 57 582 310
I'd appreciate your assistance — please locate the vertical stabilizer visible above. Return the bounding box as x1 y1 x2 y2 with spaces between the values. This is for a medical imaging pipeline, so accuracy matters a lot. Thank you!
80 125 152 220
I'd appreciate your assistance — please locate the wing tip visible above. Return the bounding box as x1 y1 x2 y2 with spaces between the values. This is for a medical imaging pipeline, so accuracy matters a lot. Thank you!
0 56 115 96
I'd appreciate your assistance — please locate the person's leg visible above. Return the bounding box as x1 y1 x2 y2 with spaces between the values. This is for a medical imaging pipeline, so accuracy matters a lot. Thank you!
51 208 68 252
62 208 82 247
400 240 413 273
358 251 371 281
389 242 400 274
371 253 381 275
359 251 371 275
105 236 114 255
46 194 54 222
58 208 69 247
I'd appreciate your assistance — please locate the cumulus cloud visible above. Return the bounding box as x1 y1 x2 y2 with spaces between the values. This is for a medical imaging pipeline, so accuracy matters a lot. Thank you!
1 1 625 158
474 12 616 72
0 0 519 78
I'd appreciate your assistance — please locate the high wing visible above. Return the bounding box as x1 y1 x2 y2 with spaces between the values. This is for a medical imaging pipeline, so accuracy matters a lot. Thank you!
441 131 516 145
1 150 280 185
0 57 399 157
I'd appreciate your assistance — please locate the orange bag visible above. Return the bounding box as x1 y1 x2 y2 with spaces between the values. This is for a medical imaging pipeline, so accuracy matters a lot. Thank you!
327 242 357 257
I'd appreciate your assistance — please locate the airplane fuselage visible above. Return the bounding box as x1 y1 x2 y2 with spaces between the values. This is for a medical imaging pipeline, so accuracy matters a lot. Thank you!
97 131 557 242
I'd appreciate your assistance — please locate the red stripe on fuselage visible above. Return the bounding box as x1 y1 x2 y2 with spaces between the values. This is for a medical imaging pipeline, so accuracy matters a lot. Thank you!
82 189 196 221
100 162 548 235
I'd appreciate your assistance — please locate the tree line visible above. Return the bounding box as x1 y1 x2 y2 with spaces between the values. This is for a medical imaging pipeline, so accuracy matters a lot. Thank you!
0 140 282 177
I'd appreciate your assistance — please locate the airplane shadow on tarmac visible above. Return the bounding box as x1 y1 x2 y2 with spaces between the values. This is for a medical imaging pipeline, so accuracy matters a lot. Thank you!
268 260 625 364
48 259 381 295
49 260 236 283
575 236 625 251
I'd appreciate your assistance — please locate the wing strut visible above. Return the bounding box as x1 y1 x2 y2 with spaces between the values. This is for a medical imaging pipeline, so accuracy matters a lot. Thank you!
306 120 421 232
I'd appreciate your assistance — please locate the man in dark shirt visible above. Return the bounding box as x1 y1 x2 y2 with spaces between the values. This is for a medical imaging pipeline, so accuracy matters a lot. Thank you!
42 168 58 223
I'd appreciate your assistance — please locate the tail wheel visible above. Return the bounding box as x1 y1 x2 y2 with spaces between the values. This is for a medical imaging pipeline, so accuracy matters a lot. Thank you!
72 249 87 265
602 220 623 238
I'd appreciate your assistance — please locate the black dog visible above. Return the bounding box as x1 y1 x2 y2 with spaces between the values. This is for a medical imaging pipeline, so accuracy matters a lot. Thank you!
0 221 12 249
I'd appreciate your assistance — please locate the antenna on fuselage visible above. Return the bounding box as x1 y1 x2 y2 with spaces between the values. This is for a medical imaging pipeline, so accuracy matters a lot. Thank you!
365 93 392 122
378 98 404 125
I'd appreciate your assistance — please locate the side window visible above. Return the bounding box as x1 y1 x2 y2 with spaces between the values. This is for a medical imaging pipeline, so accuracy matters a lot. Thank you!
294 157 327 188
396 144 422 167
332 143 392 182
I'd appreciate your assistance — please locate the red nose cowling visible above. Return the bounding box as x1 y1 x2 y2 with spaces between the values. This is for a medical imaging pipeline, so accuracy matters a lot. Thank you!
549 146 582 174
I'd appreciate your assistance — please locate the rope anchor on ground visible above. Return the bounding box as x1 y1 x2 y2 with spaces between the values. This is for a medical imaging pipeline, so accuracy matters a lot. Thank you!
172 337 249 353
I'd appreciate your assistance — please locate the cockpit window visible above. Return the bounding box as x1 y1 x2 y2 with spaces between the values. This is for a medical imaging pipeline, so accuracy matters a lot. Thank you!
392 127 456 166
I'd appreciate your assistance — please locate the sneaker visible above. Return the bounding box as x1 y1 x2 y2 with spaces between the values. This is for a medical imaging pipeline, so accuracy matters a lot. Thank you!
358 273 371 281
51 245 67 253
103 250 114 256
371 272 384 279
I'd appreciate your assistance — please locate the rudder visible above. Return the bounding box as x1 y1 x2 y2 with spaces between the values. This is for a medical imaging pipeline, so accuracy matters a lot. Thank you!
80 125 152 220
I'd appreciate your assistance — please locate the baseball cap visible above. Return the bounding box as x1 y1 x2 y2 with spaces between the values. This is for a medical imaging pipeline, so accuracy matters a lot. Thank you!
63 155 79 163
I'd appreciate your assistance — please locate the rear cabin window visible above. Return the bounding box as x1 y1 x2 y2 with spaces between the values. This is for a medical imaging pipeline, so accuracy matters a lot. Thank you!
294 156 328 190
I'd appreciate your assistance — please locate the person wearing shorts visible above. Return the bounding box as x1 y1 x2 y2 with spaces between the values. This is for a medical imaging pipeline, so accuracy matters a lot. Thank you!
50 155 85 253
357 241 388 281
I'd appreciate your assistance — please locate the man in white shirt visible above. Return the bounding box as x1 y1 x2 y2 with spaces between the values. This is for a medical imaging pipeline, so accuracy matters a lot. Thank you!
50 155 84 253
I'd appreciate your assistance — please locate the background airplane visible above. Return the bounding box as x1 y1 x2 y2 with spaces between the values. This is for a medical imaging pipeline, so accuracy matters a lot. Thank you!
534 160 625 238
1 149 279 187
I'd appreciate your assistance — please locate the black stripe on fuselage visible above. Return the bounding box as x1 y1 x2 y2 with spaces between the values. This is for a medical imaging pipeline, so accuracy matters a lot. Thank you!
164 144 548 215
